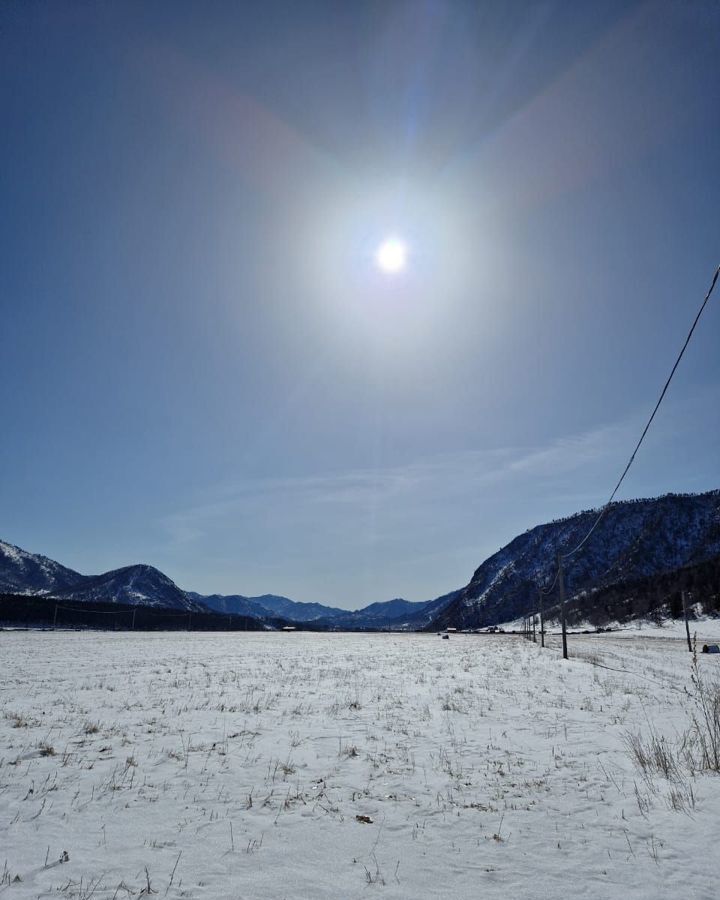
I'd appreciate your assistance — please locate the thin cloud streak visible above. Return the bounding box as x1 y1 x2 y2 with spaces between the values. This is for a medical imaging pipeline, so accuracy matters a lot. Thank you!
154 383 717 606
160 425 627 572
159 418 632 551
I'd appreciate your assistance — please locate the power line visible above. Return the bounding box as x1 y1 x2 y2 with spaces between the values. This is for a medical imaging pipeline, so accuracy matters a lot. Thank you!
562 263 719 562
541 503 662 604
55 604 129 615
537 262 719 656
54 604 192 617
539 568 559 596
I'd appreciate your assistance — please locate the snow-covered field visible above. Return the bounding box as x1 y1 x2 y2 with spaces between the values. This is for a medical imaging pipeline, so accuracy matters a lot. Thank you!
2 631 720 899
500 615 720 643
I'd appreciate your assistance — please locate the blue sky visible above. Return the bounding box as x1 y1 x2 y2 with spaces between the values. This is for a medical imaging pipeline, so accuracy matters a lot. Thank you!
1 1 718 607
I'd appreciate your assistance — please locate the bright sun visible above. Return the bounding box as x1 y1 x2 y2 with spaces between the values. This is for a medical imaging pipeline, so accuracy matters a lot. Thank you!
375 237 408 274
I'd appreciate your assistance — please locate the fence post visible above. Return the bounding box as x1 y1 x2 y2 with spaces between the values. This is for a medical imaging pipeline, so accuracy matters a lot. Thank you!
53 604 58 629
557 552 568 660
682 590 692 652
538 587 545 649
132 608 137 630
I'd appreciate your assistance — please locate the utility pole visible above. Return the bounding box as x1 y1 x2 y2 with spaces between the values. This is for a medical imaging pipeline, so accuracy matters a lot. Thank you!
557 552 568 660
682 590 692 653
538 586 545 649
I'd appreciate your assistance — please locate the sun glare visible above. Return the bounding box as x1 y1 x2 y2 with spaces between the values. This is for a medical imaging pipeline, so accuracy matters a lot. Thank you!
375 237 407 274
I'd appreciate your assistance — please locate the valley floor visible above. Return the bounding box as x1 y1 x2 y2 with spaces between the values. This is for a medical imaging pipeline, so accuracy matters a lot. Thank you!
1 630 719 899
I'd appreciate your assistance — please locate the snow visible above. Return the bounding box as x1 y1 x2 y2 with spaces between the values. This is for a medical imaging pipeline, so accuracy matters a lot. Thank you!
500 614 720 643
600 618 720 641
2 631 720 899
0 540 25 566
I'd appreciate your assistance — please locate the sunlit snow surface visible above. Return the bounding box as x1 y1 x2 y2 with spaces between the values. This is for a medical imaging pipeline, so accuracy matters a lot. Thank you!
2 631 720 899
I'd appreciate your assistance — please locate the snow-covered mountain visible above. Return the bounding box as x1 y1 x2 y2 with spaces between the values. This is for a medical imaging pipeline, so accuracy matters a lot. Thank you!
188 592 346 621
0 539 84 594
311 593 460 630
190 591 459 629
54 565 202 611
186 592 268 618
0 542 200 611
4 489 718 629
252 594 347 621
375 591 462 630
429 490 720 630
0 536 443 624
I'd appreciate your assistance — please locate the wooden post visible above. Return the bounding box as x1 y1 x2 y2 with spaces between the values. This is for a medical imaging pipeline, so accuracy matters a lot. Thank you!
53 604 58 629
188 613 192 631
532 614 537 643
538 587 545 649
132 608 137 630
682 590 692 652
557 552 568 660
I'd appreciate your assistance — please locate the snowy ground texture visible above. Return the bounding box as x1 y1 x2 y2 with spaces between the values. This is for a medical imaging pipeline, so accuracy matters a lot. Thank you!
2 630 720 900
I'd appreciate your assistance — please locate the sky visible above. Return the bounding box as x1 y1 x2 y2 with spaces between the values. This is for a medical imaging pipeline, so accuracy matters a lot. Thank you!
1 0 719 608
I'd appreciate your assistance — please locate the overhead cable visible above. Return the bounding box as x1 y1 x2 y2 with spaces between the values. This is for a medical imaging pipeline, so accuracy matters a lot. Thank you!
561 263 719 562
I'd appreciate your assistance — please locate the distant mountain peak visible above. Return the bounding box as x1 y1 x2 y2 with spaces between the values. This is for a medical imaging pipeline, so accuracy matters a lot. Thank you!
0 538 84 595
53 563 200 611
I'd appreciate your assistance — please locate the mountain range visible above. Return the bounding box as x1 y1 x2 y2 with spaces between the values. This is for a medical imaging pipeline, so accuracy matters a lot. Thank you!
186 591 462 629
2 489 719 630
186 592 347 622
0 538 449 627
0 542 202 611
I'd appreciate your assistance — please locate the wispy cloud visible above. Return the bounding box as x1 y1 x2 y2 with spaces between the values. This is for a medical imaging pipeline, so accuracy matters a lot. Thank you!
159 418 632 547
154 391 718 605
